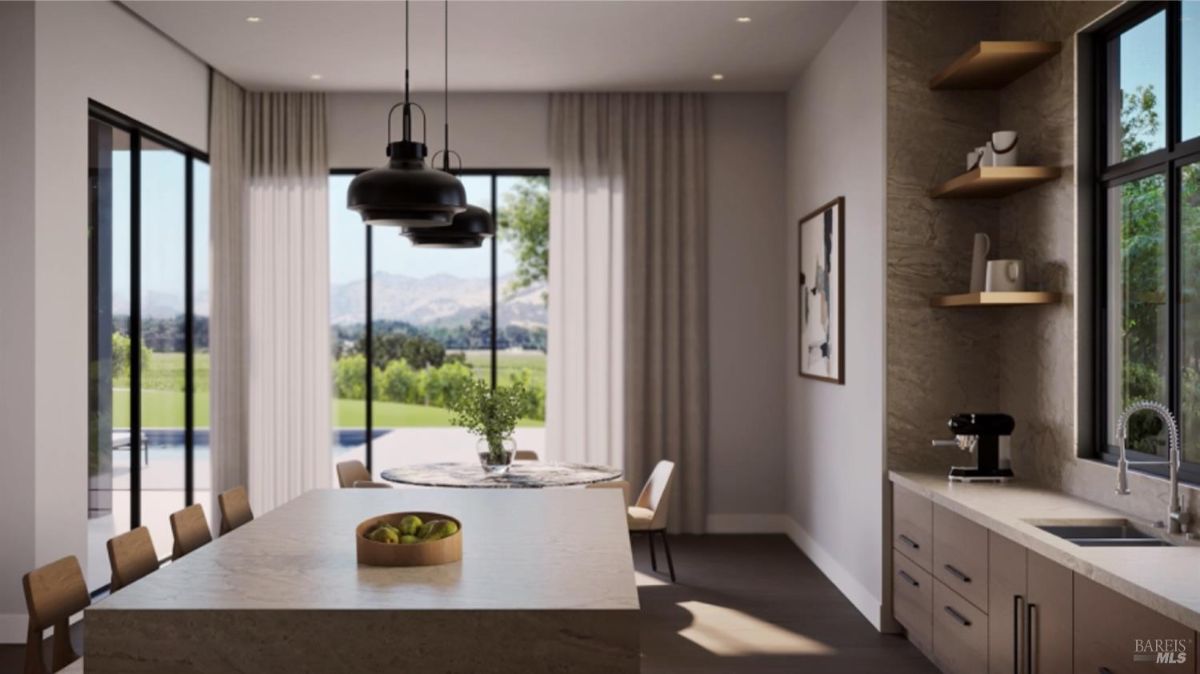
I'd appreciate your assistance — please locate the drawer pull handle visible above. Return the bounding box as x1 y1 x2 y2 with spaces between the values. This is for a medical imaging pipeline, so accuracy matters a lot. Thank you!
943 563 971 583
898 534 920 550
897 570 919 587
943 605 972 627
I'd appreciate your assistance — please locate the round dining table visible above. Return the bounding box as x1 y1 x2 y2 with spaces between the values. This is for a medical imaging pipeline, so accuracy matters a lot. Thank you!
380 461 622 489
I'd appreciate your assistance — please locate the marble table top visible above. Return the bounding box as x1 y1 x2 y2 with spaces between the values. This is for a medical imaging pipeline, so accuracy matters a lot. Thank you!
381 461 623 488
90 488 639 612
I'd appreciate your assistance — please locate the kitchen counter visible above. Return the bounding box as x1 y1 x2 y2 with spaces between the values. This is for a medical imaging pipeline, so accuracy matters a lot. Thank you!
86 488 640 673
891 470 1200 632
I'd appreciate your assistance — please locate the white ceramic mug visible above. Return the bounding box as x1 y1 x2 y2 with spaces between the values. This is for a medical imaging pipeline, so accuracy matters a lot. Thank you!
985 259 1025 292
969 233 991 293
991 130 1019 166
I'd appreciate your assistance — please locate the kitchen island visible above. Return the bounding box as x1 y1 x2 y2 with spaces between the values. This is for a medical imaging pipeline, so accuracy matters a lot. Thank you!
85 488 639 673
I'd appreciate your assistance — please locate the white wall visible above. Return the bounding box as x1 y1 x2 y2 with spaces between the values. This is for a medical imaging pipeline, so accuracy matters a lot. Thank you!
784 1 887 628
705 94 788 528
0 0 208 642
328 92 789 522
0 1 39 642
328 92 550 169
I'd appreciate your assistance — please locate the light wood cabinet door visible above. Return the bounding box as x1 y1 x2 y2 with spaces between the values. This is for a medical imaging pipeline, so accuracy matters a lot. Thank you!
988 532 1027 674
934 504 989 611
1027 552 1071 674
933 579 989 674
894 484 933 571
893 549 933 657
1074 575 1195 673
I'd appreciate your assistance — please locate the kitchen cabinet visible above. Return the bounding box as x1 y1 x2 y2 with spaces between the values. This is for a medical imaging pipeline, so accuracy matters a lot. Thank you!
1074 575 1195 674
934 504 989 611
1026 551 1072 674
894 483 933 570
933 577 989 674
893 549 933 656
988 532 1027 674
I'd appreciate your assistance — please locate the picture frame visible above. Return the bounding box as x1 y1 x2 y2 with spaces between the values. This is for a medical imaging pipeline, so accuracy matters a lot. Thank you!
797 197 845 384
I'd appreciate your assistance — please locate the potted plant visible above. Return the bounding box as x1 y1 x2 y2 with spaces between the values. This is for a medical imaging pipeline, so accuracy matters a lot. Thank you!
448 379 529 475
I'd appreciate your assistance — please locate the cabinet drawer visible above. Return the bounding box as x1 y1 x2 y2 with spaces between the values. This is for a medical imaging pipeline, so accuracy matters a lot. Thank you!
933 579 989 674
893 549 933 656
893 484 933 571
1074 575 1195 673
933 504 988 611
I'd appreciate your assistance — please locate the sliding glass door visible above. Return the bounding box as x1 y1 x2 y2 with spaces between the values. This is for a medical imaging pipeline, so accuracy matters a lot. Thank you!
87 103 209 588
328 170 549 476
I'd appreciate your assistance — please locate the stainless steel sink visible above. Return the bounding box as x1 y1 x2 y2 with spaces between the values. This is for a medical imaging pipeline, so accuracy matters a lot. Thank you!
1032 520 1176 547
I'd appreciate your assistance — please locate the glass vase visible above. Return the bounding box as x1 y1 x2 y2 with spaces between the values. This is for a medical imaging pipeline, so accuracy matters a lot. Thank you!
477 437 517 475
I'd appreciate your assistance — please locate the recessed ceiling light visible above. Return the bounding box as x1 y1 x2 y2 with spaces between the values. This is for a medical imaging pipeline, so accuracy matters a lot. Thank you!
310 74 323 80
245 16 262 23
736 16 752 23
711 73 725 81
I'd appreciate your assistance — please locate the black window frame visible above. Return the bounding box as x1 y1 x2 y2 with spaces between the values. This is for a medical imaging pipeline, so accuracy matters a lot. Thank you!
1093 1 1200 481
88 100 209 532
330 167 550 473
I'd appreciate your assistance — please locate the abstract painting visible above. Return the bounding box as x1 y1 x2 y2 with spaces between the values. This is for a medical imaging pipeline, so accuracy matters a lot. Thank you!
797 197 844 384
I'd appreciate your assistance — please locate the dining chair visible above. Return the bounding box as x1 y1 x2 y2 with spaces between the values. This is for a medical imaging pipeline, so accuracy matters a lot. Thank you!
106 526 159 592
336 460 371 488
22 555 89 674
352 480 392 488
218 486 254 535
589 460 678 582
169 503 213 561
514 450 540 461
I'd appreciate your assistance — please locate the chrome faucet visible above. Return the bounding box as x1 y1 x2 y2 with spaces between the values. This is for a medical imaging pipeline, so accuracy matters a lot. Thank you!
1115 400 1189 535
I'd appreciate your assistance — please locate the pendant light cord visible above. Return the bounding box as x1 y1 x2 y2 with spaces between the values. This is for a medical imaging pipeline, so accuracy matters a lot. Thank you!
442 0 451 171
402 0 412 142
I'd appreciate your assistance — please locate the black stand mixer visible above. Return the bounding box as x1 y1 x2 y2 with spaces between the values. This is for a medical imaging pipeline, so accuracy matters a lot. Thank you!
931 413 1015 482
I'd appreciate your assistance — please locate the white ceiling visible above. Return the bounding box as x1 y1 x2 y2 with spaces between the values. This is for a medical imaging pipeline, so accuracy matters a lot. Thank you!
124 1 853 93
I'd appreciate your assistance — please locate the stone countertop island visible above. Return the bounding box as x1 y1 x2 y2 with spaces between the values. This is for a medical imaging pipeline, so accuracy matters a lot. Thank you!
85 488 640 673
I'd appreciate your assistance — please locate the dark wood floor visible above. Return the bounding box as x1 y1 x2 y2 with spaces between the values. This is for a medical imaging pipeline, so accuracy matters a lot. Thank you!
634 534 937 673
0 535 935 674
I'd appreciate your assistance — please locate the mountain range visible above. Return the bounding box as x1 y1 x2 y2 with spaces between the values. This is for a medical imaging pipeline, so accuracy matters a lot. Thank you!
113 272 547 330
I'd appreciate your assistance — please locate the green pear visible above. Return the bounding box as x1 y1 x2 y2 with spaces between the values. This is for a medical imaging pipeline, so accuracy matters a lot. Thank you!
368 525 399 544
418 519 459 541
398 515 423 537
399 535 419 545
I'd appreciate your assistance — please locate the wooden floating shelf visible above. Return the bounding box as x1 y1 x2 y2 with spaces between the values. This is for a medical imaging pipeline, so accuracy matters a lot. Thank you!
931 291 1062 308
930 41 1062 90
929 166 1062 199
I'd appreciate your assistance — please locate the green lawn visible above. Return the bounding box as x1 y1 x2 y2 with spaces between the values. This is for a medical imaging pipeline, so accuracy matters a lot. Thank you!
461 349 546 383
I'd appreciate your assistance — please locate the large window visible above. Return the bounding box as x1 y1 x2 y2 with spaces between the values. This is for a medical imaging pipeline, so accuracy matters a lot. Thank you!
329 170 549 476
1095 3 1200 478
88 103 209 589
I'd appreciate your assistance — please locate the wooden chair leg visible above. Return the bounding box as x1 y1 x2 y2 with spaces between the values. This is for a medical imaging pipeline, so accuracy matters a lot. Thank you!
659 531 676 583
51 619 78 671
24 623 46 674
647 532 658 571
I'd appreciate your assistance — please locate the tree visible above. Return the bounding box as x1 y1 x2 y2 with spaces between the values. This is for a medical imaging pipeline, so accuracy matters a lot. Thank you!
112 332 150 379
334 354 369 400
353 331 447 370
498 176 549 302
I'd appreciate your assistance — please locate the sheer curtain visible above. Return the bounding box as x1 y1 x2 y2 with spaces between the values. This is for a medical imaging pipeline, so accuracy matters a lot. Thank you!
549 93 709 533
210 73 332 515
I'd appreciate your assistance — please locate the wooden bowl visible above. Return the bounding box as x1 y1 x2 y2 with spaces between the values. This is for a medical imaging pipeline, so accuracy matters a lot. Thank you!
355 512 463 567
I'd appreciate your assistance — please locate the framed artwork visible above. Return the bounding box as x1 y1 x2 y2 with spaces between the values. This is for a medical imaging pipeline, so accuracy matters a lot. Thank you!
797 197 844 384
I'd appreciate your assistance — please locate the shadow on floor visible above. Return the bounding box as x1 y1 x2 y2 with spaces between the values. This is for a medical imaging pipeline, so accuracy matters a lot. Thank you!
634 534 937 673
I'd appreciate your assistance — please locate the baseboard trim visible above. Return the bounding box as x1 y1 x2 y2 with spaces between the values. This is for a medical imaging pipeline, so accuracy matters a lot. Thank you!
0 613 26 644
705 513 788 534
783 517 882 631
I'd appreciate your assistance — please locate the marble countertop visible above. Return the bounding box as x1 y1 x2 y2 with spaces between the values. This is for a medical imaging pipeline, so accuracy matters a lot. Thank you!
90 488 639 613
891 471 1200 632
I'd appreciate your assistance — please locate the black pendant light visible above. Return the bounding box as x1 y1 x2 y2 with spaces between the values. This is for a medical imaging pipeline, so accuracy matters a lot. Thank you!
403 0 494 248
347 0 466 228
